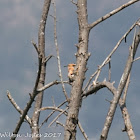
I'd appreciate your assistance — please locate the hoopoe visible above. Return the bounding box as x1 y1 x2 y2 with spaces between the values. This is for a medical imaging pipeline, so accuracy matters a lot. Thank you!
67 64 76 83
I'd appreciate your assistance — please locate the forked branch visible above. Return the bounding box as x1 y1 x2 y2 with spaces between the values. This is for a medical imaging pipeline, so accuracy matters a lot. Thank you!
39 100 67 128
83 79 135 140
10 56 42 140
84 19 139 91
7 91 31 126
100 25 140 140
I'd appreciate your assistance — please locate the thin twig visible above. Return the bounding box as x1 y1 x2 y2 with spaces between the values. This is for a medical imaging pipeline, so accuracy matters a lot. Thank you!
39 100 67 128
52 0 69 101
7 91 31 125
83 20 138 92
133 56 140 62
100 25 140 140
44 55 53 63
83 80 136 140
82 80 116 98
108 58 111 82
94 20 138 85
10 55 42 140
56 121 65 127
105 99 112 104
83 70 98 91
48 107 68 127
78 122 89 140
89 0 140 29
94 66 102 83
70 0 77 5
31 40 39 54
37 80 69 92
38 106 68 116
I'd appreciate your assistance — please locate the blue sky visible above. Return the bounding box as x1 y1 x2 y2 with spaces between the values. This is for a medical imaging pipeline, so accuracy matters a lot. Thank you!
0 0 140 140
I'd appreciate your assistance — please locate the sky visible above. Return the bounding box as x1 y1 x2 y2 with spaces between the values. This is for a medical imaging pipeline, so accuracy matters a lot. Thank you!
0 0 140 140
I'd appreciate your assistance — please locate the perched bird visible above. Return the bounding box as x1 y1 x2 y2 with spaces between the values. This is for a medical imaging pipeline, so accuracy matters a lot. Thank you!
67 64 76 83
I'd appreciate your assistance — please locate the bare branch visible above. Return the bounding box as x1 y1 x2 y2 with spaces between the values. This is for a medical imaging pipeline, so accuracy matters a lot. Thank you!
119 102 136 140
83 70 98 91
56 121 65 127
78 122 89 140
31 40 39 54
7 91 31 125
133 56 140 62
38 106 68 116
52 0 69 101
100 26 140 140
84 27 140 139
10 55 42 140
94 66 102 84
10 0 53 139
37 80 69 92
39 100 67 128
82 81 116 98
48 107 68 127
44 55 53 63
89 0 140 29
40 104 89 140
70 0 77 5
83 79 135 140
84 20 138 91
108 59 111 82
123 73 130 102
105 99 112 104
84 79 135 140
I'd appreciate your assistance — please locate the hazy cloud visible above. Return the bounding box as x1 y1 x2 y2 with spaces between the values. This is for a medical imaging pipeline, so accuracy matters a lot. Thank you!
0 0 42 29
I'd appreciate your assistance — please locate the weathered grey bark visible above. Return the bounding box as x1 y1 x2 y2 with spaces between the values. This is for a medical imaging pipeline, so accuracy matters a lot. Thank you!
31 0 51 140
10 52 43 140
83 79 136 140
100 27 140 140
120 102 136 140
64 0 90 139
64 1 140 140
8 1 140 140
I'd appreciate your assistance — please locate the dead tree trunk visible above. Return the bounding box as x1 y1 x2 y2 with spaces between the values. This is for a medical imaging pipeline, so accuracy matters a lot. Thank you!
64 0 90 139
7 1 139 140
31 0 51 140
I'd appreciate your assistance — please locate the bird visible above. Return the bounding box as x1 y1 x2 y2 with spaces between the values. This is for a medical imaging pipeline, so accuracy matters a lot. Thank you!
67 64 76 83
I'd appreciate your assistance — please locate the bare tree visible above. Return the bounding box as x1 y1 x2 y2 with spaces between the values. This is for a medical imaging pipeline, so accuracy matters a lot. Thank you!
7 0 140 140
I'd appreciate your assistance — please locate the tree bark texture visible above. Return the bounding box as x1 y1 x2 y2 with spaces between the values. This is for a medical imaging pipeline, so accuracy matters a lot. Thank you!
8 1 140 140
119 102 136 140
100 27 140 140
31 0 51 140
64 0 90 140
